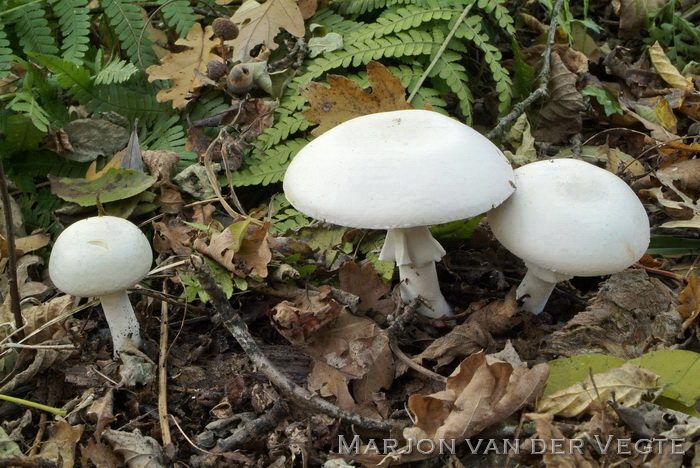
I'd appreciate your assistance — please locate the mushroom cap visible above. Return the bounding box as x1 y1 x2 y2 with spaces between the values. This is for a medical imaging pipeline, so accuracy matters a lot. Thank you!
488 158 650 277
283 110 515 229
49 216 153 297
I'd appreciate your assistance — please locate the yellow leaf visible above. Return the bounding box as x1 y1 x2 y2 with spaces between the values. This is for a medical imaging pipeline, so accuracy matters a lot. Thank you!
649 41 694 92
146 23 219 109
229 0 305 62
85 151 124 181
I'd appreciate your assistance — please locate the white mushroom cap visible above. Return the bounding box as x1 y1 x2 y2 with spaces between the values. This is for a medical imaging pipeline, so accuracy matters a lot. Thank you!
488 159 649 277
49 216 153 297
283 110 515 229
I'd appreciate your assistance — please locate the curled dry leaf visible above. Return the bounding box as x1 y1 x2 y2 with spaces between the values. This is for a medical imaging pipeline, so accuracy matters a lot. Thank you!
403 351 549 444
414 321 495 370
537 363 661 417
142 150 180 185
102 428 166 468
617 0 664 39
524 413 599 467
649 41 694 92
38 421 84 468
21 294 72 344
338 261 395 315
676 277 700 334
301 61 417 136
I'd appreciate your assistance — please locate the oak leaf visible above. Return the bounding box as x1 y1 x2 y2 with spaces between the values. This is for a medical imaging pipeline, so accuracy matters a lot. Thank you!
677 277 700 333
301 61 417 136
229 0 305 62
146 23 219 109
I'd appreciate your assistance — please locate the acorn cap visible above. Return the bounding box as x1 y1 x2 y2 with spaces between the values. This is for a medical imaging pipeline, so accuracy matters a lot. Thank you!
206 60 227 81
212 18 239 41
283 109 515 229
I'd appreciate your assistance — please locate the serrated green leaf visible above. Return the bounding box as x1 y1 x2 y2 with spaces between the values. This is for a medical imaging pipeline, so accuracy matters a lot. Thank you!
49 168 156 206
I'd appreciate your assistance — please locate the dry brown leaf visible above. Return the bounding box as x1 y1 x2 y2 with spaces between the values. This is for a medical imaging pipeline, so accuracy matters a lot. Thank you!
269 288 343 345
146 23 219 109
301 61 417 136
338 261 394 315
21 294 72 344
229 0 305 62
193 228 237 272
532 53 586 143
525 413 600 467
0 232 50 256
153 219 197 255
677 277 700 333
414 321 495 369
618 0 665 39
39 421 84 468
467 289 522 336
537 363 661 417
86 152 123 181
80 439 121 468
102 428 166 468
403 352 549 444
142 150 180 185
296 0 317 19
649 41 694 92
235 221 272 278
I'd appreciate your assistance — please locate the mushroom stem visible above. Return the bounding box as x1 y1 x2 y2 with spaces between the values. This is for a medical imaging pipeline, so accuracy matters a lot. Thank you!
516 263 572 315
99 291 142 356
380 226 453 318
398 262 452 318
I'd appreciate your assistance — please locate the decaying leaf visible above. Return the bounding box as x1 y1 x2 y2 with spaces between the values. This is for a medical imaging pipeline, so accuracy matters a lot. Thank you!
39 421 84 468
301 61 416 136
677 277 700 333
617 0 664 39
146 23 219 109
649 41 694 92
80 438 121 468
49 168 156 207
58 119 129 162
414 321 495 369
0 232 50 257
537 363 661 417
338 261 394 315
503 114 537 166
21 294 72 344
642 163 700 229
525 413 599 467
229 0 305 62
102 428 166 468
142 150 180 185
403 351 549 444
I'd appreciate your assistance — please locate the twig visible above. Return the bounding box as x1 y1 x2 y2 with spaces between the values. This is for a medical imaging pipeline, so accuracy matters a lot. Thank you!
407 3 474 104
158 280 173 448
191 255 406 432
0 159 23 339
214 400 289 453
0 458 56 468
486 0 565 140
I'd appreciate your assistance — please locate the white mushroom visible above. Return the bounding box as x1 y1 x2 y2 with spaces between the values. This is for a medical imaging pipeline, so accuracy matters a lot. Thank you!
49 216 153 355
488 158 650 315
283 109 515 318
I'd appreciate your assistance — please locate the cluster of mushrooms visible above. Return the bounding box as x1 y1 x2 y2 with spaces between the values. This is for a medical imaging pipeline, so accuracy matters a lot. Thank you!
47 109 650 357
283 109 650 318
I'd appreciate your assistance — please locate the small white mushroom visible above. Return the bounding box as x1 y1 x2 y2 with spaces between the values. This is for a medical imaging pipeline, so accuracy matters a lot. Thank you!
283 109 515 318
49 216 153 355
488 158 650 315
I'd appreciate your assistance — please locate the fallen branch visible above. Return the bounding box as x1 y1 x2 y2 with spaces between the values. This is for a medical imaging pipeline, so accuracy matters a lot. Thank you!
191 255 407 432
214 400 289 453
0 159 23 339
158 280 173 449
0 457 56 468
486 0 565 140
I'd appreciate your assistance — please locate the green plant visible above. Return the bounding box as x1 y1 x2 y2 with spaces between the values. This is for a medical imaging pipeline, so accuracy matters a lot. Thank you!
647 0 700 69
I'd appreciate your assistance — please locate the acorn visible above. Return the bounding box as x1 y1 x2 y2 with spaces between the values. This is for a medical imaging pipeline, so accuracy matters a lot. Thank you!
226 64 253 94
212 18 239 41
206 60 227 82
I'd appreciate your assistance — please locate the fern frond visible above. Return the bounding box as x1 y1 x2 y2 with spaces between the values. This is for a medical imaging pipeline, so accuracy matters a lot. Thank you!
310 8 364 35
429 49 473 120
386 65 447 111
102 0 156 67
476 0 515 35
233 138 309 187
0 114 46 154
143 115 189 152
29 53 93 100
337 0 421 16
8 92 51 132
49 0 90 65
255 112 310 151
187 93 231 123
348 2 458 41
0 23 11 80
95 57 139 85
89 84 170 123
159 0 197 37
7 1 58 55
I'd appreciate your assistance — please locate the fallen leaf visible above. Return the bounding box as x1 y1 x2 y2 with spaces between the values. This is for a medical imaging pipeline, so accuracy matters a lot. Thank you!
629 349 700 409
146 23 219 109
58 119 129 162
617 0 664 39
537 363 661 417
80 438 121 468
49 168 156 206
503 114 537 166
301 61 417 136
414 321 495 369
103 428 166 468
230 0 305 62
467 289 522 336
86 152 123 181
235 221 272 277
649 41 694 92
21 294 72 344
142 150 180 184
193 227 237 272
153 218 197 255
677 277 700 333
525 413 599 467
544 354 626 396
86 389 115 439
0 232 50 256
338 261 394 315
39 421 84 468
403 352 549 444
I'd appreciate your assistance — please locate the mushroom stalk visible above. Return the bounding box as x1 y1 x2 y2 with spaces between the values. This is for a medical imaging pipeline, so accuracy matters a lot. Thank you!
516 263 572 315
380 226 453 318
99 291 142 355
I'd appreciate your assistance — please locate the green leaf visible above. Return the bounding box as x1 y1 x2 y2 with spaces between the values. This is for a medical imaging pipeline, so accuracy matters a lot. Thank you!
0 23 12 80
648 236 700 257
431 215 483 243
159 0 197 38
49 168 156 206
581 85 623 116
7 0 58 56
49 0 90 65
8 92 51 133
629 349 700 408
95 57 139 85
544 354 625 396
102 0 156 66
0 114 45 154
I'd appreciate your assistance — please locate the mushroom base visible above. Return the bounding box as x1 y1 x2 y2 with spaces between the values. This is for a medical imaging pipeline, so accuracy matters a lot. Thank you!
517 264 573 315
100 291 143 356
398 262 453 319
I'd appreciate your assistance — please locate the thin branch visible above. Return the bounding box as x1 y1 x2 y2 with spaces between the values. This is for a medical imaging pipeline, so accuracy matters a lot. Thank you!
486 0 565 140
0 159 23 339
191 255 406 432
158 280 173 448
0 458 56 468
214 400 289 453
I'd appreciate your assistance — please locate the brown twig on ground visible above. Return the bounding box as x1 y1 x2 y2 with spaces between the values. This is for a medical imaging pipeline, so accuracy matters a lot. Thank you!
158 280 173 450
214 400 289 453
486 0 565 140
634 263 688 283
0 457 57 468
386 299 447 384
191 255 407 432
0 159 23 339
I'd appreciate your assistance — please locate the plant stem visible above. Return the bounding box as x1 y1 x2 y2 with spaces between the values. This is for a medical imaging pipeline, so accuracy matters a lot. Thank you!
0 0 43 18
0 159 23 340
0 393 66 416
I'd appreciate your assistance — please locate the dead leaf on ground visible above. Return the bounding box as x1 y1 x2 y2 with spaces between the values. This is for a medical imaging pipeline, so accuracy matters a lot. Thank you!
677 277 700 334
80 438 121 468
403 351 549 444
236 221 272 278
229 0 305 62
21 294 72 344
467 289 523 336
0 232 50 257
142 150 180 185
537 363 661 417
301 61 418 136
414 321 495 370
269 285 344 345
146 23 219 109
153 218 197 255
531 53 586 143
649 41 694 92
87 389 115 440
39 421 84 468
103 428 166 468
524 413 600 467
338 261 395 315
616 0 665 39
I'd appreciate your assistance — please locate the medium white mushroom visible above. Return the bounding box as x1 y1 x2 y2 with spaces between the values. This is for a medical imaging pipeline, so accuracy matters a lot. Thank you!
283 109 515 318
488 158 650 315
49 216 153 355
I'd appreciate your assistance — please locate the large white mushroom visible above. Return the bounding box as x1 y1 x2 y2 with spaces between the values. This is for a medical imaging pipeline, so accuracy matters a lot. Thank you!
488 158 650 314
283 109 515 318
49 216 153 355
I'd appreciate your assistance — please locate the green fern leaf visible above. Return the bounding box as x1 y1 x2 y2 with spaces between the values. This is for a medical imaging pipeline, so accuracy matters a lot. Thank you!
338 0 421 15
187 93 231 123
0 23 12 80
350 2 457 40
102 0 156 66
143 115 189 152
159 0 197 37
7 1 58 55
89 84 170 123
8 92 51 132
429 49 473 120
95 57 139 85
49 0 90 65
0 114 46 154
29 53 93 100
233 138 309 187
